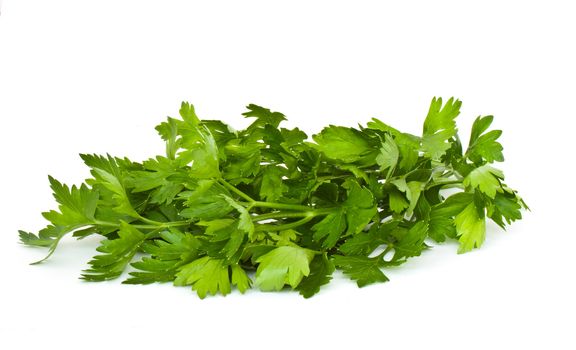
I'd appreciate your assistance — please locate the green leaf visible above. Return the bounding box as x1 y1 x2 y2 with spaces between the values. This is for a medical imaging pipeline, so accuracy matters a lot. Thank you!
463 164 504 198
22 176 100 264
296 254 335 298
179 102 200 125
222 139 262 180
389 178 423 217
421 97 462 159
332 255 389 287
255 245 315 291
389 189 409 213
421 129 455 159
179 180 233 220
222 196 255 241
44 176 99 225
393 221 428 260
367 118 420 171
455 202 486 254
313 126 377 163
243 104 287 130
339 223 389 256
142 228 200 261
124 229 201 285
124 258 180 284
174 256 231 299
488 192 524 228
343 179 377 234
155 117 181 160
82 222 146 281
376 133 399 179
428 192 474 242
466 115 504 164
131 156 185 204
312 209 347 248
423 97 461 136
259 166 287 202
19 226 62 248
231 264 252 293
177 102 220 179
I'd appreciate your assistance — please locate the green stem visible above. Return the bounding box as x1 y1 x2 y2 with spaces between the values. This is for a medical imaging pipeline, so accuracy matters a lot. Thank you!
218 178 255 202
254 215 315 232
247 201 313 211
425 180 463 190
253 208 334 222
94 220 190 230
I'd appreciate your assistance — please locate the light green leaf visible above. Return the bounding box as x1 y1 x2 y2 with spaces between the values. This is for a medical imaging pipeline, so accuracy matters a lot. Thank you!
376 133 399 179
455 202 486 254
313 126 377 163
255 246 315 291
231 264 252 293
464 165 504 198
423 97 461 136
466 115 504 164
174 257 231 299
421 97 462 159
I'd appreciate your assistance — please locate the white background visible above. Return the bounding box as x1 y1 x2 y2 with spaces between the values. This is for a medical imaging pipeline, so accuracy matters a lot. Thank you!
1 1 575 349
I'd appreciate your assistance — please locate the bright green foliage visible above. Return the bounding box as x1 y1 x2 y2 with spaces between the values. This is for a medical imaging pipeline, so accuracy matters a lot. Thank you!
174 256 231 298
296 254 335 298
313 126 377 164
333 255 389 287
466 115 504 164
255 245 315 291
455 203 487 254
20 97 526 298
231 264 252 293
464 165 504 198
376 133 399 179
82 222 146 281
421 97 462 159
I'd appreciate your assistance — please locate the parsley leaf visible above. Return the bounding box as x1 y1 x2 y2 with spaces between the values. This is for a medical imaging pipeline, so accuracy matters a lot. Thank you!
466 115 504 164
455 202 487 254
174 256 231 299
333 255 389 287
255 245 316 291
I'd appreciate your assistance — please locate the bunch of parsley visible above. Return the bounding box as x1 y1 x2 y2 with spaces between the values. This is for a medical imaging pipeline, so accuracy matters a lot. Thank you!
20 98 527 298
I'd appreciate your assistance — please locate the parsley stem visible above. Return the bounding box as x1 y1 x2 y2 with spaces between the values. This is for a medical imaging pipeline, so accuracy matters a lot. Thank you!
248 201 313 211
425 179 463 190
218 178 255 202
254 215 315 232
93 220 190 230
253 208 334 222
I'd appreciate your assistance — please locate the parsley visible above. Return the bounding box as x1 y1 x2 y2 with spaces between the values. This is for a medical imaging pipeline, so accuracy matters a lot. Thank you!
19 98 527 298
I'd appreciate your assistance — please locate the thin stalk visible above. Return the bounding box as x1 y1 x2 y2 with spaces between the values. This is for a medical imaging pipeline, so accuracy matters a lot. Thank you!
247 201 313 212
93 220 190 230
218 178 255 202
425 180 464 190
253 208 335 222
254 215 315 232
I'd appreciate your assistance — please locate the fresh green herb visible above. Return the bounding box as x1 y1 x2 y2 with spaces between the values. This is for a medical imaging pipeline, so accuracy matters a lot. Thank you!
19 98 527 298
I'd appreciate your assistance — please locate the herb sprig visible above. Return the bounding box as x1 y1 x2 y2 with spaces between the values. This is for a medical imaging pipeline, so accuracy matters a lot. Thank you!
20 98 527 298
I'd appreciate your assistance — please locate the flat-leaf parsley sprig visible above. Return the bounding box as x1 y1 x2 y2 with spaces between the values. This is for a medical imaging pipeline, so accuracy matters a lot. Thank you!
20 98 527 298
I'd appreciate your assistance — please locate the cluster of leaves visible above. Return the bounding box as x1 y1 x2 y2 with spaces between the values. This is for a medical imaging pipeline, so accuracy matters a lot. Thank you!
20 98 527 298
